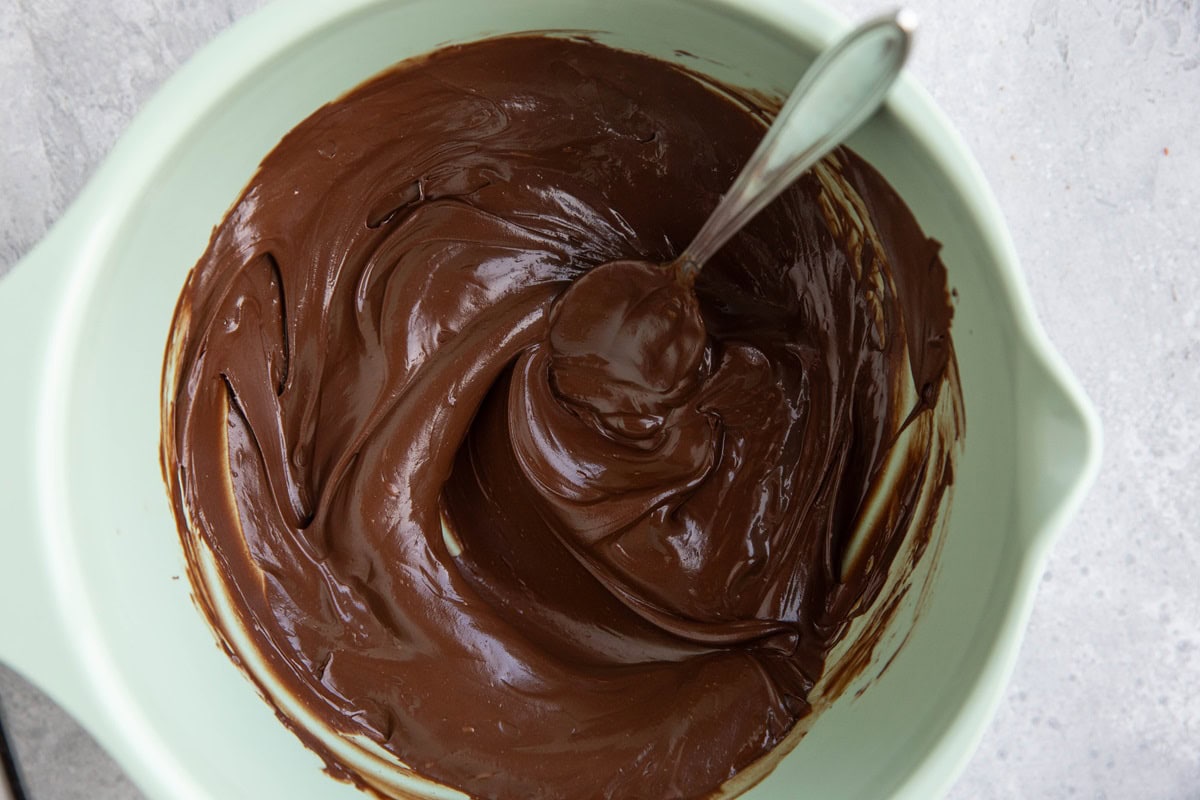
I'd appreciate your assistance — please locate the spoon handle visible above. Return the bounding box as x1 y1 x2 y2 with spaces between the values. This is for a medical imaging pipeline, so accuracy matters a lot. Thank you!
676 10 916 281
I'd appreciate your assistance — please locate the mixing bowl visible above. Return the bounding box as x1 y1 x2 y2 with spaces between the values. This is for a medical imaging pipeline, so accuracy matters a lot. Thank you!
0 0 1101 798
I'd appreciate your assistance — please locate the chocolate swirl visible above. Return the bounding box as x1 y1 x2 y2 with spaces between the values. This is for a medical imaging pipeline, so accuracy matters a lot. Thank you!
163 35 961 800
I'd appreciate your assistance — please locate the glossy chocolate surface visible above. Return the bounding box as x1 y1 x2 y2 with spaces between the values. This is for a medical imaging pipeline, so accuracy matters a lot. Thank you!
163 35 960 800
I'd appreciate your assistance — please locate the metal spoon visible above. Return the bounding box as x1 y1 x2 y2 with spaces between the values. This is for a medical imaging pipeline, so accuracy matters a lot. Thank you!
675 9 916 283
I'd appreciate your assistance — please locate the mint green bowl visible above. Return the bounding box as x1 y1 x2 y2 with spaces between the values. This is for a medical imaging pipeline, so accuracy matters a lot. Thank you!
0 0 1100 797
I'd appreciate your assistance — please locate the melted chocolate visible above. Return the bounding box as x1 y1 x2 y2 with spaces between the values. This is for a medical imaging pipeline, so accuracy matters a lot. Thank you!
163 35 961 800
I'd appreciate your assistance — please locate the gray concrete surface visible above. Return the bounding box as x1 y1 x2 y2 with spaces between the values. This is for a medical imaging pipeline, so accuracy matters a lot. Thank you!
1 0 1198 798
0 667 138 800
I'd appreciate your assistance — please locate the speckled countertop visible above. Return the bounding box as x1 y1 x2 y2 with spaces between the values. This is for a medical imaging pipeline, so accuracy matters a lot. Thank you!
1 1 1197 798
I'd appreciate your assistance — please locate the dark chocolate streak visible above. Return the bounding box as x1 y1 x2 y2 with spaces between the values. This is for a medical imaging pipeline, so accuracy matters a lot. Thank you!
163 36 960 800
